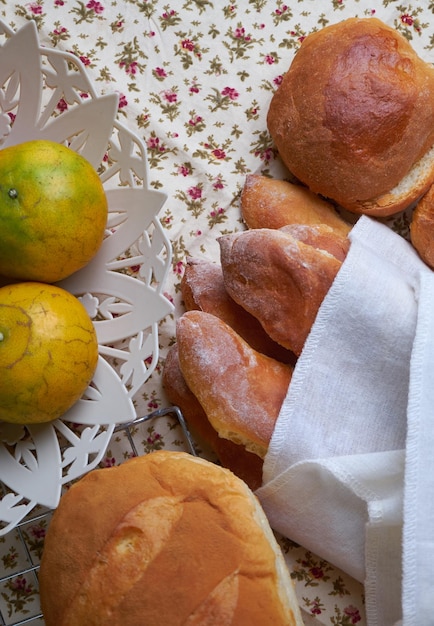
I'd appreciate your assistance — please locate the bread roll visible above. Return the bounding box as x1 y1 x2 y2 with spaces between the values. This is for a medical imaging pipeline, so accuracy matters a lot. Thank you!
39 451 304 626
176 310 293 458
181 256 296 365
410 182 434 270
219 227 344 356
241 174 351 236
163 343 264 490
267 17 434 216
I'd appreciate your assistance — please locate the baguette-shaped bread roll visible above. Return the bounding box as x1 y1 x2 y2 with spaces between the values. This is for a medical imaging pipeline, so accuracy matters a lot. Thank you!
241 174 351 236
176 310 293 459
181 256 296 365
219 227 345 356
163 344 264 490
39 451 305 626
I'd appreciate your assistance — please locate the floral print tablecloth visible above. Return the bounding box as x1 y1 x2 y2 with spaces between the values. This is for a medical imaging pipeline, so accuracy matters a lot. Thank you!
1 1 433 624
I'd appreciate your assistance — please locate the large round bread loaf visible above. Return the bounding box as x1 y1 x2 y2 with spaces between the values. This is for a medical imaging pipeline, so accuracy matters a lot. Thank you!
267 17 434 216
39 451 304 626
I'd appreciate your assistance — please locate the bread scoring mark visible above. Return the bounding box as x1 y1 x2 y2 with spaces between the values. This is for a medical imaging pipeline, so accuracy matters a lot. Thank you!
182 570 239 626
62 496 184 625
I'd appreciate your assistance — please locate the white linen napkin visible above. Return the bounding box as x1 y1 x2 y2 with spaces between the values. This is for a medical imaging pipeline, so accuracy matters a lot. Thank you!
256 216 434 626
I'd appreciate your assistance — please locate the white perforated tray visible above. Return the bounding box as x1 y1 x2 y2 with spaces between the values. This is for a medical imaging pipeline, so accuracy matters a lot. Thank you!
0 20 173 535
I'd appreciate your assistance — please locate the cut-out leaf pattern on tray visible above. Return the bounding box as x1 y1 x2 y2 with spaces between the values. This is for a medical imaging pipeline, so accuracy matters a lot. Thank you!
0 20 173 535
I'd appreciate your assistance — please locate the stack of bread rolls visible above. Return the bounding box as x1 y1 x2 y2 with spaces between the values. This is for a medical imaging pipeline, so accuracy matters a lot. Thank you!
164 174 351 489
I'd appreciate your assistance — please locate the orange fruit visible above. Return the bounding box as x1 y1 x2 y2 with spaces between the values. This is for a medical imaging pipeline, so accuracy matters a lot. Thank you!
0 139 107 283
0 281 99 424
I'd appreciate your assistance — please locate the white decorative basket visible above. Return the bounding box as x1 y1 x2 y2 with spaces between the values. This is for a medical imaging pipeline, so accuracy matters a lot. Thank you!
0 20 173 534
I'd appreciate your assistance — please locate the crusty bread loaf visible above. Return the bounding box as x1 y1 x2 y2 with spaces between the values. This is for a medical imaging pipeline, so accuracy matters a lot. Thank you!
241 174 351 235
181 256 296 365
39 451 304 626
176 310 293 458
163 343 264 490
267 17 434 216
410 182 434 270
219 227 345 356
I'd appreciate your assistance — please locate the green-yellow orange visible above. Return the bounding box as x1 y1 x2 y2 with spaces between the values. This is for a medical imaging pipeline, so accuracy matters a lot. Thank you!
0 281 99 424
0 139 107 283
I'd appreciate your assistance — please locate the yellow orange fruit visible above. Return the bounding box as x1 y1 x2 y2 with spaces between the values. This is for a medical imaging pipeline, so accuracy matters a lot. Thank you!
0 139 107 283
0 281 98 424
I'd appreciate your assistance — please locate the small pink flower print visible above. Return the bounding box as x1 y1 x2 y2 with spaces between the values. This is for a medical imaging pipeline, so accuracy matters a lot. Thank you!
118 93 128 109
275 4 289 15
211 148 226 160
181 39 195 52
309 566 324 579
79 55 91 66
273 75 283 86
174 261 184 275
57 98 68 112
210 207 225 217
154 67 167 78
221 86 239 100
147 400 159 411
344 605 362 624
188 114 203 127
86 0 104 14
178 165 191 177
55 0 65 5
212 175 224 190
234 26 246 38
103 456 116 468
146 135 166 153
194 229 202 236
187 186 202 200
29 3 43 14
401 14 414 26
162 9 177 19
29 525 46 540
163 90 177 103
53 26 68 36
264 54 275 65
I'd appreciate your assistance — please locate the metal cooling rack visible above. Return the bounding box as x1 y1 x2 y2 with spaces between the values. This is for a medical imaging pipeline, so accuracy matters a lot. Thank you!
0 406 196 626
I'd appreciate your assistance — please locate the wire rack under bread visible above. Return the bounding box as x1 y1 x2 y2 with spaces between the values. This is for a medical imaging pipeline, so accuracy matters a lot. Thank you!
0 407 197 626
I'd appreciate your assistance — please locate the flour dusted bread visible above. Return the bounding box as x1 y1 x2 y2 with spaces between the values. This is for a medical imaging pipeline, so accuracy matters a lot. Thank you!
176 310 293 459
39 451 304 626
241 174 351 236
267 17 434 216
219 227 346 356
181 256 296 365
163 344 264 490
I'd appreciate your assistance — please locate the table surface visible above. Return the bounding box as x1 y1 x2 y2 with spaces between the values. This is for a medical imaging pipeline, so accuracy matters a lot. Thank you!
1 1 433 624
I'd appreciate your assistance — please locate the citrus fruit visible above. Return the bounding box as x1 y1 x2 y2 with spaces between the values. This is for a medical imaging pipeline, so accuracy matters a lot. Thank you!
0 139 108 283
0 281 99 424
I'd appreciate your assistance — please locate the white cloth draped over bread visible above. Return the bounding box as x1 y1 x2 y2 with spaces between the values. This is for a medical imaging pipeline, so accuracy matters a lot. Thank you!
256 216 434 626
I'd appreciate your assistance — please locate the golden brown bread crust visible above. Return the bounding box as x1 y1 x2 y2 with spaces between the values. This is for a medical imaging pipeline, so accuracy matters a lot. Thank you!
267 17 434 216
410 183 434 270
176 310 293 458
219 228 344 356
162 344 264 490
241 174 351 236
181 256 296 365
39 452 304 626
279 223 350 263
